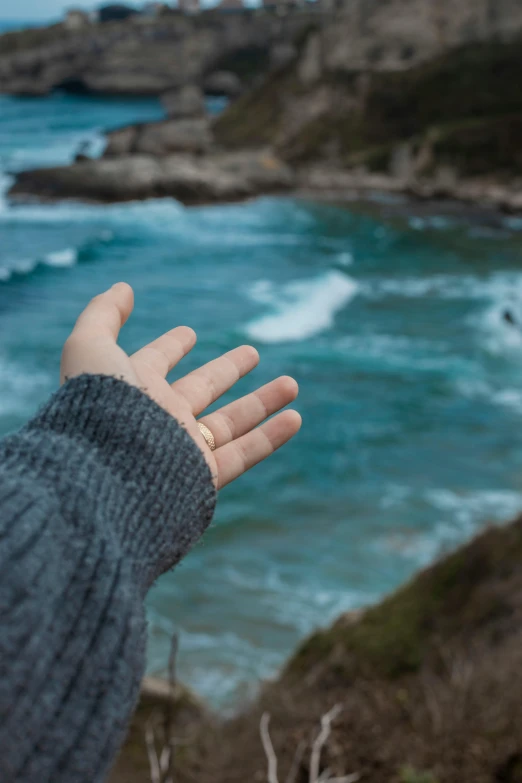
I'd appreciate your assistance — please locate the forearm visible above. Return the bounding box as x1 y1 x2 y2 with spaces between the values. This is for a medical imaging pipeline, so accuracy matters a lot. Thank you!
0 375 216 783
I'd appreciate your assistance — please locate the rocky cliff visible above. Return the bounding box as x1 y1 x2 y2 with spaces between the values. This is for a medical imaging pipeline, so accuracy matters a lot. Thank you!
210 14 522 208
0 12 311 96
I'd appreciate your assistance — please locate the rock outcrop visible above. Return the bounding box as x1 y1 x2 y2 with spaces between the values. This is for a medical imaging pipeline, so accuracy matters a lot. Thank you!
203 70 243 98
8 150 294 205
0 13 315 97
161 84 206 119
104 118 213 156
213 28 522 204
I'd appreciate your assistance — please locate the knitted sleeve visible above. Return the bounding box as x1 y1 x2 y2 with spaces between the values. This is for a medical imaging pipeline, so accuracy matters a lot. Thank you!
0 374 216 783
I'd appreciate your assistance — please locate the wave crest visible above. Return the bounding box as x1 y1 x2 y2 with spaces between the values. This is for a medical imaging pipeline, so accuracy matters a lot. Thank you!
244 271 358 343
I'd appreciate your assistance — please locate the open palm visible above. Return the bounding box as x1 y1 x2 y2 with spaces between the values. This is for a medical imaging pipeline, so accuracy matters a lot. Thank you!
61 283 301 488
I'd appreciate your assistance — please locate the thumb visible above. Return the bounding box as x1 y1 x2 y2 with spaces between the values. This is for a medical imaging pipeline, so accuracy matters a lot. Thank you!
72 283 134 342
60 283 136 385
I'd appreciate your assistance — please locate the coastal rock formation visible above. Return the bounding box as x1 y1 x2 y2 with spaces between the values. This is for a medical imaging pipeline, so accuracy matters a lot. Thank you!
8 1 522 210
161 84 206 118
8 150 294 205
104 118 213 156
213 29 522 204
203 70 243 98
0 14 313 97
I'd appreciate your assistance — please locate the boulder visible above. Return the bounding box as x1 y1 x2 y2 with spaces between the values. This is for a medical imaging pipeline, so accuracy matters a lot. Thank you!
133 118 213 155
8 150 295 205
203 70 243 98
160 84 206 119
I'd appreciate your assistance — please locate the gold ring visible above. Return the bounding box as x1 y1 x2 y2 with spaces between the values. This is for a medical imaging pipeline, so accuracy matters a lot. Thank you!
197 422 216 451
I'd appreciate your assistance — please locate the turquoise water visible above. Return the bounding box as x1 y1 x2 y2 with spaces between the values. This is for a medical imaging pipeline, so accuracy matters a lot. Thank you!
3 93 522 707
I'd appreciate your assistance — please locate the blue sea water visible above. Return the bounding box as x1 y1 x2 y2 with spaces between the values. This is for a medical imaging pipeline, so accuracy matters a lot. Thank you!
2 92 522 708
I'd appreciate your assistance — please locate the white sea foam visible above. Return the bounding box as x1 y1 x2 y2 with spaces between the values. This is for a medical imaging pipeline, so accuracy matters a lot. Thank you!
0 357 51 416
456 377 522 414
376 486 522 566
335 333 465 373
84 131 107 159
337 251 354 267
0 185 184 226
362 271 522 307
467 274 522 355
408 215 454 231
44 247 78 267
244 271 358 343
0 247 79 283
425 488 522 527
12 258 37 275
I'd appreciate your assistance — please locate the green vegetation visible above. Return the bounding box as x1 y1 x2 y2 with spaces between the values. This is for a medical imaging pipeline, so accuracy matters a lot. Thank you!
286 517 522 680
214 36 522 179
400 766 439 783
0 23 66 55
204 45 271 83
213 65 299 148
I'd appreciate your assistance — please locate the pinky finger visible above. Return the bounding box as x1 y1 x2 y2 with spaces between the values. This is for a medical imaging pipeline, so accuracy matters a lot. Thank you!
214 409 302 489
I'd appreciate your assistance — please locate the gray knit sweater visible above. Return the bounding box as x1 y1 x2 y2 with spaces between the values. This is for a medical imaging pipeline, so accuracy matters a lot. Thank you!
0 374 216 783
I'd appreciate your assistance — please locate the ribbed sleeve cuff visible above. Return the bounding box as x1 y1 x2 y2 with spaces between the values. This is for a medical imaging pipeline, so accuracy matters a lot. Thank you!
26 374 217 590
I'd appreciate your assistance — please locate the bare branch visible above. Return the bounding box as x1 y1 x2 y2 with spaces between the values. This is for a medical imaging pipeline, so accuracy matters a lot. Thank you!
285 739 306 783
163 634 179 783
327 775 361 783
260 712 280 783
145 633 179 783
145 717 161 783
317 767 332 782
309 704 343 783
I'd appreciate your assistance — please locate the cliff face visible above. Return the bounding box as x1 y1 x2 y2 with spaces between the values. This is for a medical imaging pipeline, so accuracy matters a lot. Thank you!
213 12 522 188
322 0 522 73
0 13 312 96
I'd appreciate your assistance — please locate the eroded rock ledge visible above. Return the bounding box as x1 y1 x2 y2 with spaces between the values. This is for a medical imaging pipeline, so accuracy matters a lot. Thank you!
8 151 294 206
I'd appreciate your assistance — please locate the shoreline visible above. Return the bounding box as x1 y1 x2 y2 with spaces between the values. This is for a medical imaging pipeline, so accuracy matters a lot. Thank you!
7 162 522 225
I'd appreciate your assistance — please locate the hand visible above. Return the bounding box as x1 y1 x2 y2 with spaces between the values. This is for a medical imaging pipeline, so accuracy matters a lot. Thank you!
61 283 301 488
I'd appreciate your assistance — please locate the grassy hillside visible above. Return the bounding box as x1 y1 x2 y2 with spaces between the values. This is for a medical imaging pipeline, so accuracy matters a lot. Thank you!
213 38 522 178
113 515 522 783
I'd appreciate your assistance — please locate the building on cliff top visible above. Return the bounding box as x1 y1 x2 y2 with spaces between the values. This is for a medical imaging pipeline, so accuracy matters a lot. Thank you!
64 9 92 28
98 4 139 22
215 0 245 11
178 0 201 13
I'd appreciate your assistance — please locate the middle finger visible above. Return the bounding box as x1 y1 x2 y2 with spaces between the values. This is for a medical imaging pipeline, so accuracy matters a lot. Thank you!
171 344 259 415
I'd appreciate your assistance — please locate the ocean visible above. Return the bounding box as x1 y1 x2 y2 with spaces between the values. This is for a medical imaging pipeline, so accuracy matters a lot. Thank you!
2 90 522 708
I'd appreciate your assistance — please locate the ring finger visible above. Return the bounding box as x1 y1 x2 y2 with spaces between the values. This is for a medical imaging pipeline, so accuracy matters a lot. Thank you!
198 375 298 448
